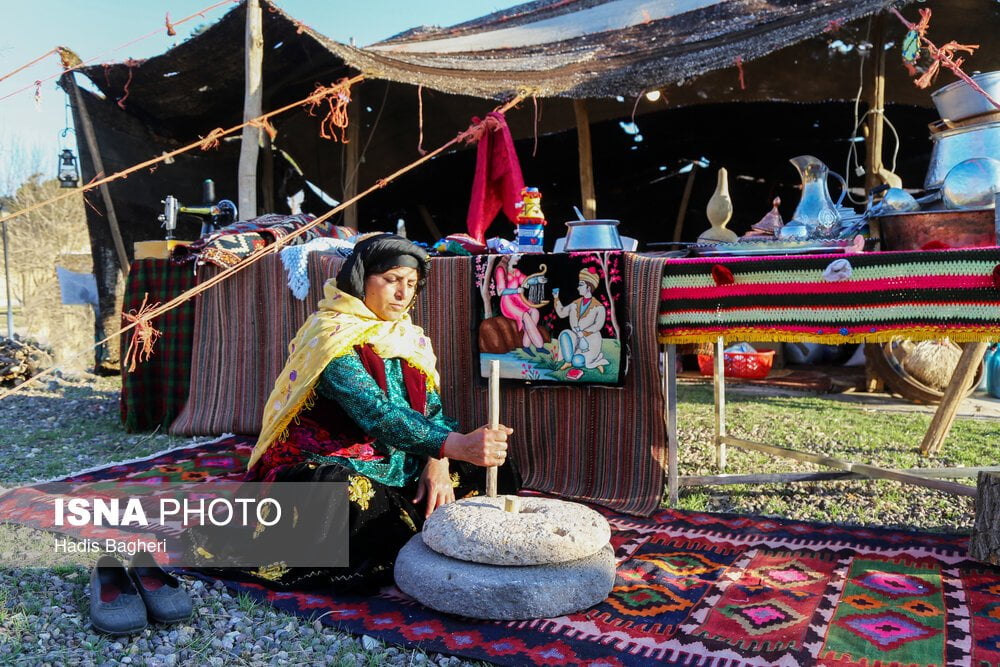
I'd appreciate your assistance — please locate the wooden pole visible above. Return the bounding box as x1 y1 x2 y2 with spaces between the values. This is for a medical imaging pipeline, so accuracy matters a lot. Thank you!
238 0 263 219
486 359 500 497
261 131 275 214
713 336 727 470
919 342 989 456
66 73 129 279
864 11 888 241
573 100 597 219
343 87 361 230
665 345 679 506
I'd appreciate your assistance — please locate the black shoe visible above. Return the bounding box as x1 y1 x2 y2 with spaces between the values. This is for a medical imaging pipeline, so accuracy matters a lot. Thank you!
90 555 148 636
127 551 193 624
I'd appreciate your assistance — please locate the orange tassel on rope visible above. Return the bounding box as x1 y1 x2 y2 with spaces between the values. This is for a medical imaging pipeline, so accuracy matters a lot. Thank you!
199 127 227 151
305 79 352 142
248 116 278 142
122 294 163 373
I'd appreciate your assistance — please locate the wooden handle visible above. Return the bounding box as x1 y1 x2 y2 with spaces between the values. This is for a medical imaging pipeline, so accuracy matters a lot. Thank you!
487 360 500 497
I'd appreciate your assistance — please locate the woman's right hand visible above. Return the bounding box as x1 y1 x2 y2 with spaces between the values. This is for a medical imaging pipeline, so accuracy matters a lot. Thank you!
441 425 513 467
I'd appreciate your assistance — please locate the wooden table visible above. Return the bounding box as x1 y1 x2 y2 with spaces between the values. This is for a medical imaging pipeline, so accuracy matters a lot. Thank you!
656 247 1000 504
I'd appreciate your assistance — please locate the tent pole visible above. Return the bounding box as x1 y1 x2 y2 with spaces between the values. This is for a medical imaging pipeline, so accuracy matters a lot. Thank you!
864 10 888 240
261 131 275 214
343 87 361 230
238 0 263 219
65 73 129 279
573 100 597 218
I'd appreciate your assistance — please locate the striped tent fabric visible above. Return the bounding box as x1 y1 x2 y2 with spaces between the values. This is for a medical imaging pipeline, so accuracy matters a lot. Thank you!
659 247 1000 345
169 253 343 436
171 253 670 516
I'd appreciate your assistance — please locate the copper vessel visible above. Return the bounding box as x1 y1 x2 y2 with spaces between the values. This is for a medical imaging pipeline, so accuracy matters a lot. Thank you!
877 208 996 251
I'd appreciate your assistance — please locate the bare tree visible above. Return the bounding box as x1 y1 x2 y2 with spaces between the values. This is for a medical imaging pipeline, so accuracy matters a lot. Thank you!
0 168 91 364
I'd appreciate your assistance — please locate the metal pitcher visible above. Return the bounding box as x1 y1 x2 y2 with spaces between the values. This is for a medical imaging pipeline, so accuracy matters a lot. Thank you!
789 155 848 238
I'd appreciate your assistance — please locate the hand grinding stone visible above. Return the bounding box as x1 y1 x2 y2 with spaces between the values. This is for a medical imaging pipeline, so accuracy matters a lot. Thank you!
394 534 616 620
421 496 611 565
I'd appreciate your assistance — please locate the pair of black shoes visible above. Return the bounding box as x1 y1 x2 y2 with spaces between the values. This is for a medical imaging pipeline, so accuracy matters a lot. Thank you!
89 552 193 635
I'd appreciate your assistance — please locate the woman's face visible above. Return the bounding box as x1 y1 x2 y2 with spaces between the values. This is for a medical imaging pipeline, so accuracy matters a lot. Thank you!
364 266 419 320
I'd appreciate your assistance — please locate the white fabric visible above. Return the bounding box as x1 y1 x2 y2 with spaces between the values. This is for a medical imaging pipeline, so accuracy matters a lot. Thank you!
279 237 354 300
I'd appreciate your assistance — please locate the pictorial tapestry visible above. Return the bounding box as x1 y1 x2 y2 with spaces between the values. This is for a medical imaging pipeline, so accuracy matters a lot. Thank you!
474 252 625 384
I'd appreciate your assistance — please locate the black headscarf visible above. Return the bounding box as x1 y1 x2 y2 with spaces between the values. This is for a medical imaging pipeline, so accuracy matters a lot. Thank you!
336 234 429 301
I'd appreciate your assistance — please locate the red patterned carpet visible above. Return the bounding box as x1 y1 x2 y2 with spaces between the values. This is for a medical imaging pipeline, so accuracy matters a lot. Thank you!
2 436 999 666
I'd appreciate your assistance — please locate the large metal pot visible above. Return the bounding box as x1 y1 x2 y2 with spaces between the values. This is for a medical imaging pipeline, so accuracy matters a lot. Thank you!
876 208 996 251
925 120 1000 189
931 71 1000 122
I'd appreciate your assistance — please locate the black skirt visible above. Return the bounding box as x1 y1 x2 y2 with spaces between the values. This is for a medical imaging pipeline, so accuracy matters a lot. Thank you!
187 459 518 593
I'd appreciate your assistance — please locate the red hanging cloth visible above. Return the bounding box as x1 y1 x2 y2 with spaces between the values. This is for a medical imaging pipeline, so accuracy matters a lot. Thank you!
466 112 525 243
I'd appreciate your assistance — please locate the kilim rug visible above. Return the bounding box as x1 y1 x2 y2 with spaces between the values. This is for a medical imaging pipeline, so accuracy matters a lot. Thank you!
3 437 1000 666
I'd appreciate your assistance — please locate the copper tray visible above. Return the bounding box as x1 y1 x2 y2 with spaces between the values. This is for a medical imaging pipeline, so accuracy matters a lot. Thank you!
875 208 996 251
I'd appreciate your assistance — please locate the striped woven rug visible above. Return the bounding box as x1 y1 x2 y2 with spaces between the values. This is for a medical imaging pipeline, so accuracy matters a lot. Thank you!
169 253 342 435
659 247 1000 344
172 253 670 516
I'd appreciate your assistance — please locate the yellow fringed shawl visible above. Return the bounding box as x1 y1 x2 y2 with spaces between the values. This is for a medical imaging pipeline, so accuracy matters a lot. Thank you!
247 280 440 470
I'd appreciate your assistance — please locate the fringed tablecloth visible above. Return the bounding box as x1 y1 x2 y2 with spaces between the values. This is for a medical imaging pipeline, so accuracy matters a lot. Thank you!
119 259 197 432
658 247 1000 344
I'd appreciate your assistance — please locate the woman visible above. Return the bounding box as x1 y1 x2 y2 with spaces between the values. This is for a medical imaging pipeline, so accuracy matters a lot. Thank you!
208 234 516 591
495 254 547 351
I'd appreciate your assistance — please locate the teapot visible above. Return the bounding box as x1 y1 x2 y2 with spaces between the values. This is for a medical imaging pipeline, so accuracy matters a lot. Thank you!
788 155 848 238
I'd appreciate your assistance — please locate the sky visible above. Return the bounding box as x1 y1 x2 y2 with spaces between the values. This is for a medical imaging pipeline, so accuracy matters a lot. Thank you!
0 0 520 193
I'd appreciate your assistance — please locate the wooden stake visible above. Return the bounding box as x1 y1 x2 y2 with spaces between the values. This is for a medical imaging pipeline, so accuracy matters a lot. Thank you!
65 73 129 279
238 0 263 219
573 100 597 219
713 336 727 471
487 359 500 497
920 342 989 456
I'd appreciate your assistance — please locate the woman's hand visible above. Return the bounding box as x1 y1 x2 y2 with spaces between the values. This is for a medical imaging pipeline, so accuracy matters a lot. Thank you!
441 425 513 467
413 457 454 518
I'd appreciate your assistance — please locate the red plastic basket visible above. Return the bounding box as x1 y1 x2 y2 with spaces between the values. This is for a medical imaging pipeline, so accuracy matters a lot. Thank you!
697 350 775 379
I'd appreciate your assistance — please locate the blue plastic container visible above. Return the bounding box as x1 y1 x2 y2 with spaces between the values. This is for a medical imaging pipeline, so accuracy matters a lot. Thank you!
987 344 1000 399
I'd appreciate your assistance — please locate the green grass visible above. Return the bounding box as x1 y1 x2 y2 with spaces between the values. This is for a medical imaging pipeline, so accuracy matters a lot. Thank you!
668 384 988 532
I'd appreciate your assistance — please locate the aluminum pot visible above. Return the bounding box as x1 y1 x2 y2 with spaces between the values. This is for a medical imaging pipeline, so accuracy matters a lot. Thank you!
931 71 1000 122
876 208 996 251
925 120 1000 189
563 219 623 251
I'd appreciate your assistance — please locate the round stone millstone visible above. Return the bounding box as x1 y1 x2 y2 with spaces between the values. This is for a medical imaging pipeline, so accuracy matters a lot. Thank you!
421 496 611 565
394 534 616 620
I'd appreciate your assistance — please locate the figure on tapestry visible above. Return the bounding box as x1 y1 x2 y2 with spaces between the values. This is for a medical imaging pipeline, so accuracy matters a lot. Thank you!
494 254 549 352
552 267 610 376
475 251 625 385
